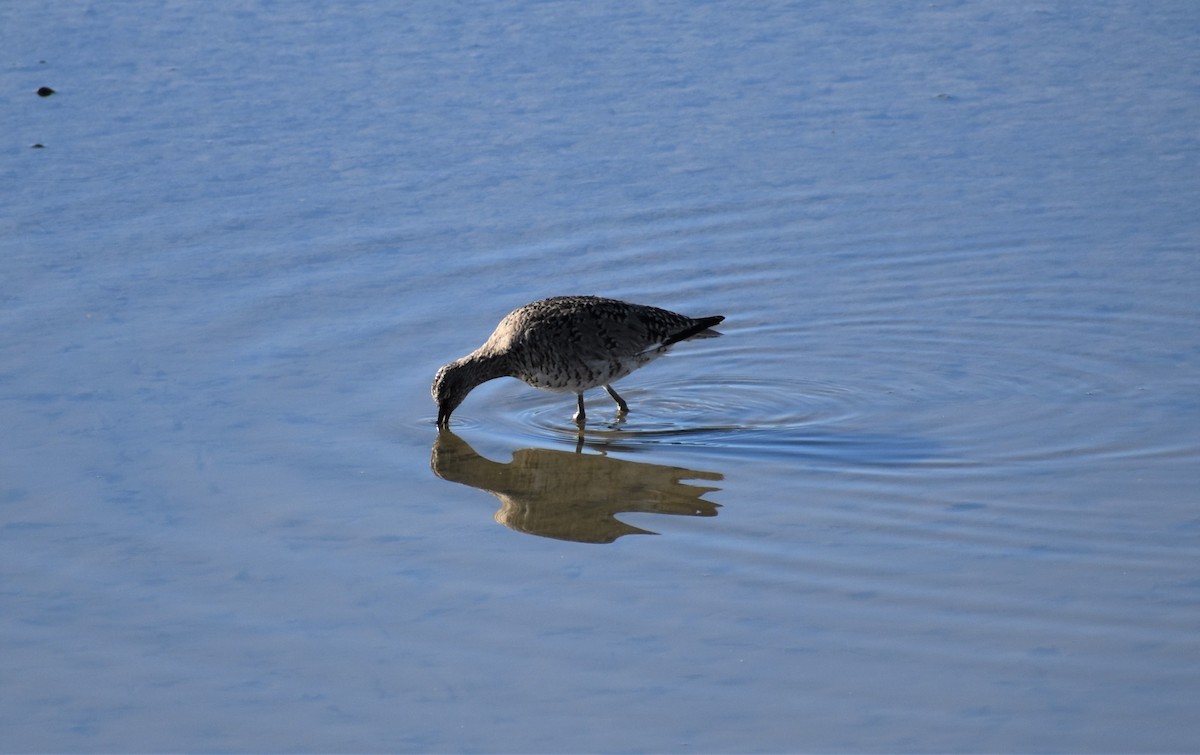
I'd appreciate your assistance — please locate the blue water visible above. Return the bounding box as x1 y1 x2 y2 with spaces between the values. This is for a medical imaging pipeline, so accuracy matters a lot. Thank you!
3 1 1199 752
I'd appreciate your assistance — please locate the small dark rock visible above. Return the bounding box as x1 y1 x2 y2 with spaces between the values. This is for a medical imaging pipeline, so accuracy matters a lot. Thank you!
37 86 55 97
32 143 45 149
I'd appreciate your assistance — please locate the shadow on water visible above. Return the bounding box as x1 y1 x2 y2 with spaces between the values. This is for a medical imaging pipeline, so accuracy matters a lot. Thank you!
430 430 722 544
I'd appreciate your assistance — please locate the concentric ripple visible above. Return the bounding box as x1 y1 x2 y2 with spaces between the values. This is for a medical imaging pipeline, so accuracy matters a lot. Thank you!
481 373 946 466
521 376 859 434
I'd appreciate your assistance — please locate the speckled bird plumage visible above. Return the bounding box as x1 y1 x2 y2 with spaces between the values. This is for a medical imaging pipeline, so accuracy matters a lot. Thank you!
433 296 724 426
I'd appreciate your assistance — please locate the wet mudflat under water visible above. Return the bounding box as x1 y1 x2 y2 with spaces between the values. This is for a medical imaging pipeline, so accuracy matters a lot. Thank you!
3 1 1199 752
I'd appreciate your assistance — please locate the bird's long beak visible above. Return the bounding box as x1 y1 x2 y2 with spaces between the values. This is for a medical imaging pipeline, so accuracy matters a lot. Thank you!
436 405 451 428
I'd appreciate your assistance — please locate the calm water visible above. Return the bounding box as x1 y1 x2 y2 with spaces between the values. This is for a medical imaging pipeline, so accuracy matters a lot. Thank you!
3 1 1199 752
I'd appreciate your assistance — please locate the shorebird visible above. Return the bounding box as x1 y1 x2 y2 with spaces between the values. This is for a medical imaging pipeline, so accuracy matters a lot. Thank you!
432 296 725 427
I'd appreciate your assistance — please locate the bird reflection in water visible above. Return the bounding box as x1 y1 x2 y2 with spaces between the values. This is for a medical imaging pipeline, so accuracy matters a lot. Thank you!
430 430 722 544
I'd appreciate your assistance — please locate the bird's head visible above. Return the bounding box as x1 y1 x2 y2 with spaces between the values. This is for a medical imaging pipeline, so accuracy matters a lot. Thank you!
432 360 470 428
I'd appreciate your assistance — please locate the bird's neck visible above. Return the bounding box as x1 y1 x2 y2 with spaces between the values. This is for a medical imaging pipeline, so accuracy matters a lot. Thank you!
457 350 512 389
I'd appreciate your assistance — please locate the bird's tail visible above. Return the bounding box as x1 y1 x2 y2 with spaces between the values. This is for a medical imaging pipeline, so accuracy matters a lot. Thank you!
661 315 725 347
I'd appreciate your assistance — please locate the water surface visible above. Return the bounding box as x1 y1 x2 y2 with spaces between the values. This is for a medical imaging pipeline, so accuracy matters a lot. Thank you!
3 1 1198 752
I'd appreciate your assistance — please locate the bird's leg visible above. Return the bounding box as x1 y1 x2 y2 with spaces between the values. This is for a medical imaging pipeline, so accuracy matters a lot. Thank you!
604 385 629 414
573 393 587 425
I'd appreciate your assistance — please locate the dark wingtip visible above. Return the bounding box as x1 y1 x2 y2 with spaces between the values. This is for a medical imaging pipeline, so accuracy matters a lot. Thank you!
662 315 726 347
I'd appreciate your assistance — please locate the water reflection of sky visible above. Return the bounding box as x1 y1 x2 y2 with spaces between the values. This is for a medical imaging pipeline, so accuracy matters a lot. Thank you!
3 1 1199 752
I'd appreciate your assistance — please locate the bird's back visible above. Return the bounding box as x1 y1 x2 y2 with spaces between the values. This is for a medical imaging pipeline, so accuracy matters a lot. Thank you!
483 296 722 392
